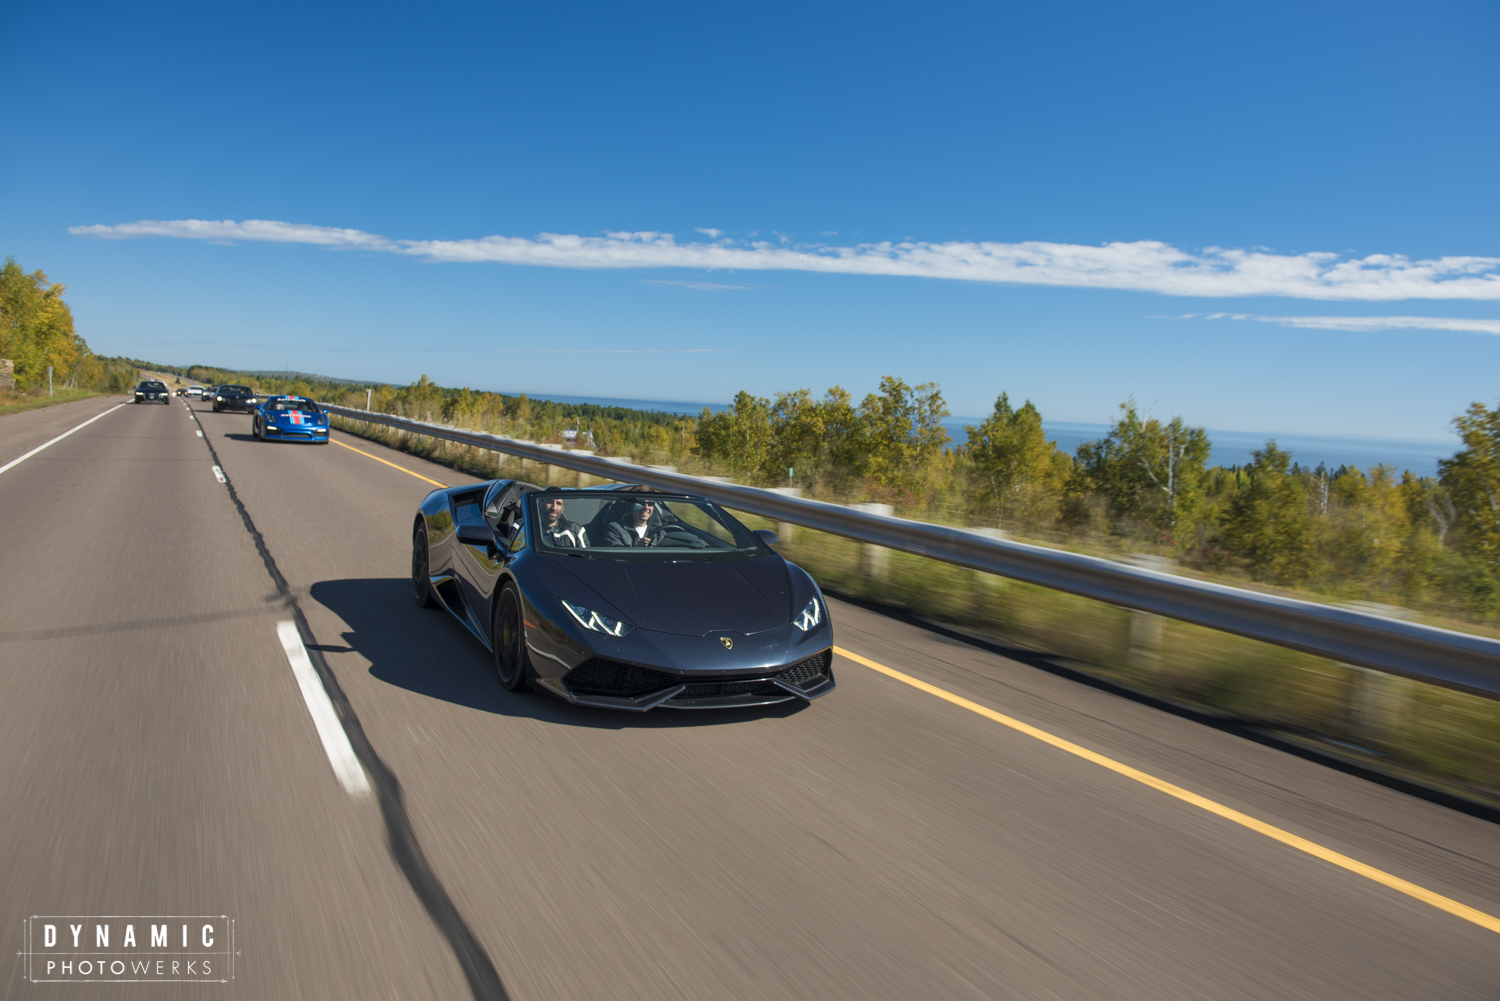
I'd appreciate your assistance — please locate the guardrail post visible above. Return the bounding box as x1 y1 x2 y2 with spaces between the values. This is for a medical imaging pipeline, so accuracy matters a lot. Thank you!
1339 602 1417 751
768 487 803 540
1123 555 1174 670
570 450 596 486
602 456 637 484
509 440 537 479
852 503 894 580
534 444 565 485
968 528 1009 590
1346 666 1413 752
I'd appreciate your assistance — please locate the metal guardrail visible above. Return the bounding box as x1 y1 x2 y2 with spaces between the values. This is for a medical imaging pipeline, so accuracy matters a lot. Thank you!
324 404 1500 700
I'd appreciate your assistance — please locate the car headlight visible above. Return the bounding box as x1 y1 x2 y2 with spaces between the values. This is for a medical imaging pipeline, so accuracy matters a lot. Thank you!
246 397 257 403
561 600 633 637
793 596 821 631
216 396 223 401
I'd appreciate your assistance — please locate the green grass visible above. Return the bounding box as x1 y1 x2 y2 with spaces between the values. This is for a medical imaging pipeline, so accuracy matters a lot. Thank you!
332 414 1500 806
0 387 112 417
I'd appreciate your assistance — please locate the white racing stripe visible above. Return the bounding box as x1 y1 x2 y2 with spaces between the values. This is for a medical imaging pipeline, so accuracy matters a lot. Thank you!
0 403 126 477
276 621 370 797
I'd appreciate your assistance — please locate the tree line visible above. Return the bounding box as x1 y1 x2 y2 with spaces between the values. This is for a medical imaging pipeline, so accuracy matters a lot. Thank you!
695 382 1497 622
0 257 137 393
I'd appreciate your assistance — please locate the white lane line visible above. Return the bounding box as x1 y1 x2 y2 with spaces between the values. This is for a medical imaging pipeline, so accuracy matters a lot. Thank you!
276 621 370 797
196 430 204 437
0 403 126 478
212 465 227 483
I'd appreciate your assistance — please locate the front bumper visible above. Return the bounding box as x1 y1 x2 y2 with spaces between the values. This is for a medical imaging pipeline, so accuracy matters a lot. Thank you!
263 424 329 441
534 648 835 711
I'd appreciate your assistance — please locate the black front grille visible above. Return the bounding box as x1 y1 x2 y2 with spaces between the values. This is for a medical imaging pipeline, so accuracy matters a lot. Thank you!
567 649 831 702
777 650 831 690
679 679 781 699
565 659 680 698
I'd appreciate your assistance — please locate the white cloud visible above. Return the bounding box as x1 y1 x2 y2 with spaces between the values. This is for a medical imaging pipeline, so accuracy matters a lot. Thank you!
694 227 724 239
68 218 396 251
69 218 1500 301
1184 312 1500 334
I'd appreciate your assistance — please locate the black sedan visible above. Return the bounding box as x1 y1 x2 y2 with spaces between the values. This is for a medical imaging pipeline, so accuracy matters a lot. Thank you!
133 380 170 404
211 385 259 412
412 482 835 711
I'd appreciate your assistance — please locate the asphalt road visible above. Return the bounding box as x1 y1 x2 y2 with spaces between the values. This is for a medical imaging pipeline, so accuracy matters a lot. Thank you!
2 396 1498 999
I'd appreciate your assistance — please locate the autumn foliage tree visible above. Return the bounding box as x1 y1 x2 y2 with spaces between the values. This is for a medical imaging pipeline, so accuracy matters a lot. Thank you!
964 393 1068 527
0 258 89 390
1440 401 1500 572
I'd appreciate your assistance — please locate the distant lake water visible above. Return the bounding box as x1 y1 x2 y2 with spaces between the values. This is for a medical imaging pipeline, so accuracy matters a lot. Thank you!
953 420 1459 476
527 393 1459 476
534 394 732 415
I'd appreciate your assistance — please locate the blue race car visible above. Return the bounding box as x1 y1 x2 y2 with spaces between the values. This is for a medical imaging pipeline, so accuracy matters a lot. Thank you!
251 396 331 443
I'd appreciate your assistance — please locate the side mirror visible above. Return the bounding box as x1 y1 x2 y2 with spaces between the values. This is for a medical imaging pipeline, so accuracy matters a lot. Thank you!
753 529 779 547
457 523 495 547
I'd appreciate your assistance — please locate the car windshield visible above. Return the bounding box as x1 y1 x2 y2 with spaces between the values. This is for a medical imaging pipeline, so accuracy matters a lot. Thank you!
222 385 250 394
528 492 770 562
140 382 164 390
268 399 319 412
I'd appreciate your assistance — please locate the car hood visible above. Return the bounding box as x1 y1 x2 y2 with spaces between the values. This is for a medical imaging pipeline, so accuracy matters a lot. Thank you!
545 553 792 636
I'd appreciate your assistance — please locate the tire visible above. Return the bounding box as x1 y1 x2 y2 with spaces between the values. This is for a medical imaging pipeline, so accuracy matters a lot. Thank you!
412 523 439 608
493 584 532 692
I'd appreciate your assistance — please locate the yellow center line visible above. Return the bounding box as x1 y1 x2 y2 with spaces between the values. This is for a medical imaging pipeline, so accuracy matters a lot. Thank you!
832 644 1500 936
330 436 448 487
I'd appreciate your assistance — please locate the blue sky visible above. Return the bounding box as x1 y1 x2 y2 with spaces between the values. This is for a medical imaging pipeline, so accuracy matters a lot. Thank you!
2 0 1497 441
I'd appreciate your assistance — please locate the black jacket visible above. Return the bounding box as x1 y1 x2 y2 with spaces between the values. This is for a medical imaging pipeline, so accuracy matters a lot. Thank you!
601 518 660 548
538 517 588 548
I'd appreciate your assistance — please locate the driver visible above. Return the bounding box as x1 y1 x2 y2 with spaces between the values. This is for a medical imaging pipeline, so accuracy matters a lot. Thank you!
603 497 662 547
537 496 588 548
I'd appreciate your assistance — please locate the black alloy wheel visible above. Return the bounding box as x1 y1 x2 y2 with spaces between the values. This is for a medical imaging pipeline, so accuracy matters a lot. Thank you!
412 523 438 608
493 584 531 692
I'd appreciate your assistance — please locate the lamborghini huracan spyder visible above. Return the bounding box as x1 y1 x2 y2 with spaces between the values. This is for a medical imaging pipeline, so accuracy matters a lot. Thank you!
412 481 834 711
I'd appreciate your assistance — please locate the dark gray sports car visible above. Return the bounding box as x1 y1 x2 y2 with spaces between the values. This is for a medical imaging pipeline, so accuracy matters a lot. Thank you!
411 481 835 710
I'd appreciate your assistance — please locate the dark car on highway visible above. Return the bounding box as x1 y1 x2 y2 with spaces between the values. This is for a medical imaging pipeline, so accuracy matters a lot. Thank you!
412 482 835 711
211 385 258 412
133 380 170 404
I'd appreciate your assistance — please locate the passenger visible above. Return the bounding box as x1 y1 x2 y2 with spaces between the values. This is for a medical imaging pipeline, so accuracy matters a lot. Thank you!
538 496 588 547
602 497 661 547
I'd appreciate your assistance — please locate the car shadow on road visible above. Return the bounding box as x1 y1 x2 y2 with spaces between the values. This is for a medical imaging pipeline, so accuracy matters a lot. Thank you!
308 577 809 730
